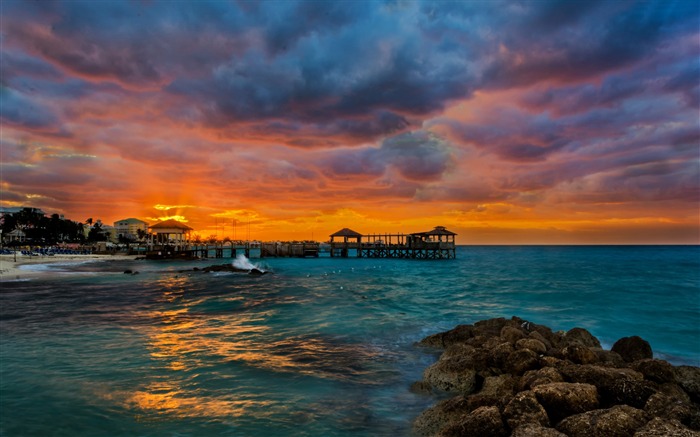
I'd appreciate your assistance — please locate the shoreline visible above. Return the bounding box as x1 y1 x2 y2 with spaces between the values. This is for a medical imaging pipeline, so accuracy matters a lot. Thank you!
0 253 138 281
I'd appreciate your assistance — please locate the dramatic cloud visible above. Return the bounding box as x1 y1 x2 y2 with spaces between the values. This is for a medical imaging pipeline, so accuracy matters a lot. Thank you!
1 0 698 243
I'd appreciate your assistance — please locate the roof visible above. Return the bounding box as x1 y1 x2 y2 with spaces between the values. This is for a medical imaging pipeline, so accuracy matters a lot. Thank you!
426 226 457 236
329 228 363 238
149 219 193 231
115 218 148 225
411 226 457 236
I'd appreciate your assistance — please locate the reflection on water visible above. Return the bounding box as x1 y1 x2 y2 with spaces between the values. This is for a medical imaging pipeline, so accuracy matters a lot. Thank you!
129 381 272 421
133 274 393 423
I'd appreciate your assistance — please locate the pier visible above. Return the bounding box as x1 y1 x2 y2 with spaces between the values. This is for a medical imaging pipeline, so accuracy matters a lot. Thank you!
329 226 457 259
137 225 456 260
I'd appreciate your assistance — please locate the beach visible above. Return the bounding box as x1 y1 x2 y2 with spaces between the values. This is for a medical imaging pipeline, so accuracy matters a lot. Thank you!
0 253 138 281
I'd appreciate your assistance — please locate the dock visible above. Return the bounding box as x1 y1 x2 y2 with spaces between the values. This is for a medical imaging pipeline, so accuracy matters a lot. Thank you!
136 226 456 260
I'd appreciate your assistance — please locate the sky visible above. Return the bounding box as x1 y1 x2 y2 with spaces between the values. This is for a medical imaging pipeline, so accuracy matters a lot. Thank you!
1 0 699 244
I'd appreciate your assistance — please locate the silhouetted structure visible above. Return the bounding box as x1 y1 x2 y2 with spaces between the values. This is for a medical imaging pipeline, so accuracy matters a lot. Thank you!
330 226 456 259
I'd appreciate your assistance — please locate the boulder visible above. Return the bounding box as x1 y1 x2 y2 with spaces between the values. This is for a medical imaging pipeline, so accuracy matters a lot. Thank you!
511 423 567 437
644 392 695 425
502 390 550 430
632 359 676 384
423 354 479 394
559 364 656 408
439 406 508 437
501 326 526 344
420 324 475 348
487 341 515 370
413 395 472 436
519 367 564 391
611 336 653 363
594 349 626 367
478 374 517 403
532 382 599 424
516 338 548 354
409 380 433 395
564 327 602 348
556 405 648 436
562 344 600 364
633 417 698 437
473 317 511 338
528 330 553 349
675 365 700 403
507 348 541 375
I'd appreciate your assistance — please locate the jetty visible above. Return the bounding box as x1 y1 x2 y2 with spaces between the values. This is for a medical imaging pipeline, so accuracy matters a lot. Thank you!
329 226 457 259
136 224 456 260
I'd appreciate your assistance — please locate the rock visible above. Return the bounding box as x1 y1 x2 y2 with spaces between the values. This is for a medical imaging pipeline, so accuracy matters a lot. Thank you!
503 390 550 429
611 336 653 363
248 268 266 275
507 348 541 375
594 349 626 367
528 330 553 349
487 342 515 370
632 359 676 384
413 395 472 436
564 327 602 348
657 382 691 403
633 417 698 436
423 354 479 394
516 338 548 354
473 317 511 338
478 374 517 403
556 405 648 436
675 366 700 403
511 423 567 437
559 364 655 408
644 392 694 425
409 381 433 395
519 367 564 391
501 326 526 344
562 344 600 364
123 269 133 274
419 324 475 348
532 382 599 424
439 406 508 437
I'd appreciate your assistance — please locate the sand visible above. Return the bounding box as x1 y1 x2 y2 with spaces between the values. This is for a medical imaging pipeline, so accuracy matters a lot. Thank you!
0 253 138 281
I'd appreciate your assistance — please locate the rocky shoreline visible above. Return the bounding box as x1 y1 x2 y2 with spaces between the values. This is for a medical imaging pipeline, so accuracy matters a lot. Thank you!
412 316 699 436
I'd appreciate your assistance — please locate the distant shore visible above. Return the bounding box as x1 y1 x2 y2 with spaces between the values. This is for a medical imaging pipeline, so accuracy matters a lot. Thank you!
0 253 138 281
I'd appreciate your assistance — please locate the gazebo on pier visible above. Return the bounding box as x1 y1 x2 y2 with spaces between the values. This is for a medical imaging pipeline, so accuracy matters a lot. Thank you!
410 226 457 244
149 219 193 247
329 228 363 257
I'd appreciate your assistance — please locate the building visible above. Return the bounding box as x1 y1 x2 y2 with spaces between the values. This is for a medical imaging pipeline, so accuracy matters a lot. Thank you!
149 219 193 245
114 218 149 241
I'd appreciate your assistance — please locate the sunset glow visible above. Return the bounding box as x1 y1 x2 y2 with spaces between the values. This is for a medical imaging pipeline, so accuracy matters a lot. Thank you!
1 1 698 244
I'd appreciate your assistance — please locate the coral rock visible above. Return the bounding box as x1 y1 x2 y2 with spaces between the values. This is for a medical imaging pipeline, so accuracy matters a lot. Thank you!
556 405 648 436
532 382 599 424
611 336 653 363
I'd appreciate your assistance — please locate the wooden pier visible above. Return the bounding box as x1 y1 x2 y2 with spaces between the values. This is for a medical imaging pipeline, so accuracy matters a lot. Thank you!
329 226 456 259
136 225 456 260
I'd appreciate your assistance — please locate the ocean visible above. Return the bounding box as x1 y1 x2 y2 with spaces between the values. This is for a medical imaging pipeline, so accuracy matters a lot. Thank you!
1 246 699 436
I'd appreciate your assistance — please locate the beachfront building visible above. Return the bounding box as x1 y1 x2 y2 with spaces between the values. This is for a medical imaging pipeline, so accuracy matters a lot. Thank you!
4 229 26 243
114 218 148 241
149 219 193 246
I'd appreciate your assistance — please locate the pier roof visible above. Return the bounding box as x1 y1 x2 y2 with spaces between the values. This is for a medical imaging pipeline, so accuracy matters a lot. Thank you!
330 228 363 238
411 226 457 236
425 226 457 236
150 219 193 231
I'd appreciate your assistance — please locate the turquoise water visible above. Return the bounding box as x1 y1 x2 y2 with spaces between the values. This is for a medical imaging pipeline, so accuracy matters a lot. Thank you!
1 246 699 436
